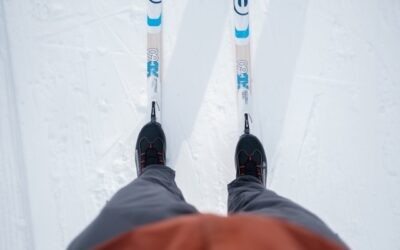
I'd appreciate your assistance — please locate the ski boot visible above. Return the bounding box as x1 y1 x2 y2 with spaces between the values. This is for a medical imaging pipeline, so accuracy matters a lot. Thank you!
235 134 267 185
135 121 166 176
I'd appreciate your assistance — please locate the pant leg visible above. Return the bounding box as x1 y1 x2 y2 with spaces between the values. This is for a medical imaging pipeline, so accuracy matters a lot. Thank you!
227 176 347 247
68 165 198 249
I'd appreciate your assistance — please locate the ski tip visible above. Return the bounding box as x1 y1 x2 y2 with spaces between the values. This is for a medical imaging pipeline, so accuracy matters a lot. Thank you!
149 0 162 4
234 0 249 16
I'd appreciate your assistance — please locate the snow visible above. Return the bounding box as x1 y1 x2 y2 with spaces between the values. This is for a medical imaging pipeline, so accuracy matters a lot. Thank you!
1 0 400 249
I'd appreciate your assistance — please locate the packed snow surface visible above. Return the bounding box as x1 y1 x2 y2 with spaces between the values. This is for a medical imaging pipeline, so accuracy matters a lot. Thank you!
1 0 400 249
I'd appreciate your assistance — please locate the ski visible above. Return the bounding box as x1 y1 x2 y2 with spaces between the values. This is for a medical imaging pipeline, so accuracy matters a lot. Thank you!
233 0 267 184
147 0 163 123
135 0 164 173
233 0 252 134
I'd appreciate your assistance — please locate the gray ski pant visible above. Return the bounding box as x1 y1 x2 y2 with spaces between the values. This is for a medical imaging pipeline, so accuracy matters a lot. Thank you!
68 165 346 249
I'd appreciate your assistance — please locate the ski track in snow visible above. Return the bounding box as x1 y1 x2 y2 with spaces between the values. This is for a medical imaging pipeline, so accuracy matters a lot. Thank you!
1 0 400 249
0 1 34 249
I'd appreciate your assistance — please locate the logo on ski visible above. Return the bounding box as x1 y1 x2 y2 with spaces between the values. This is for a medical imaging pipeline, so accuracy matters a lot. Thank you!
237 60 249 89
242 91 249 105
147 48 159 77
151 77 158 94
234 0 249 15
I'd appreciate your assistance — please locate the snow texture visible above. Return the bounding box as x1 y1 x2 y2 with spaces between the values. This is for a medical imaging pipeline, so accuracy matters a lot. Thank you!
1 0 400 249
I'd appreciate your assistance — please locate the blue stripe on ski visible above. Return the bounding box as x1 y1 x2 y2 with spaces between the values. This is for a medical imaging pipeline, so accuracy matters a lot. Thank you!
147 15 162 27
235 26 249 38
149 0 162 3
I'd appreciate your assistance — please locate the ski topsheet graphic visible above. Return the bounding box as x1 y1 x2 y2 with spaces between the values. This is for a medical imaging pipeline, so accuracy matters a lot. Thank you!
147 0 162 122
146 0 251 131
233 0 252 134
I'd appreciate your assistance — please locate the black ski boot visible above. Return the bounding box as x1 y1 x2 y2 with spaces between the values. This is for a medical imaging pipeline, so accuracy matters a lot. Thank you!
235 134 267 185
135 121 166 176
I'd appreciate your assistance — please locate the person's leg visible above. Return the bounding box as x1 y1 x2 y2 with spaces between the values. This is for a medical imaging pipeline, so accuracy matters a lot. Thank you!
227 176 346 247
230 133 346 247
68 165 197 249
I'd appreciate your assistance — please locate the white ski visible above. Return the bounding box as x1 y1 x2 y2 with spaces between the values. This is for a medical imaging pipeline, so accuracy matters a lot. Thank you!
233 0 252 134
147 0 162 122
